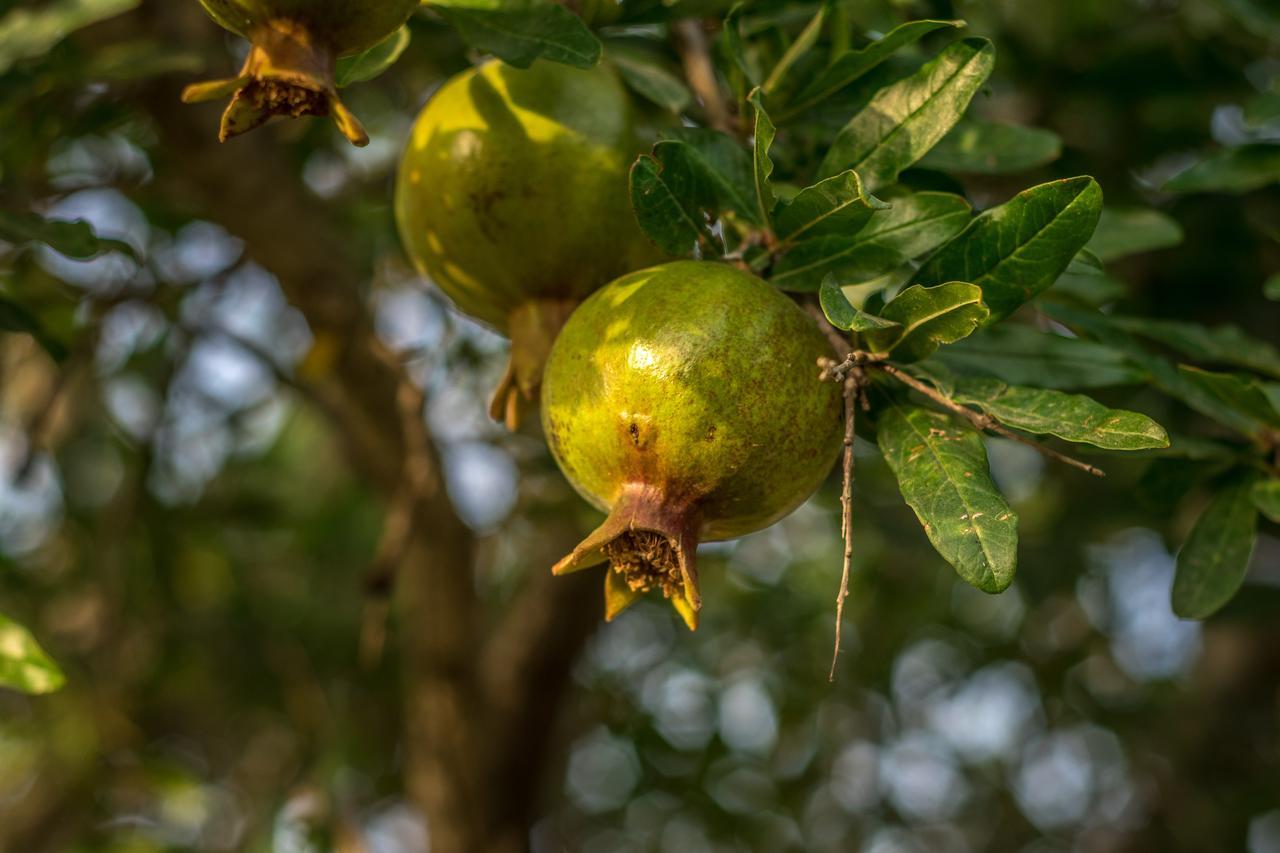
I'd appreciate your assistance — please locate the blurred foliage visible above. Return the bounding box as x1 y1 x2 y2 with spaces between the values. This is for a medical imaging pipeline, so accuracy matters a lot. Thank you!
0 0 1278 851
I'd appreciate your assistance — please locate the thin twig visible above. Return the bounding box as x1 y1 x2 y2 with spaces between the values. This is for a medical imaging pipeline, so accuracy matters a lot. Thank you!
671 19 735 135
875 362 1106 478
829 371 856 682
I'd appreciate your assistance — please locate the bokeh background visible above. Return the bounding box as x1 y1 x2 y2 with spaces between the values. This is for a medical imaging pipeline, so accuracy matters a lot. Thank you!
1 0 1278 851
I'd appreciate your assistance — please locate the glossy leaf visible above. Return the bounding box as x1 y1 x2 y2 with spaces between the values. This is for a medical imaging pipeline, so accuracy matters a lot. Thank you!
787 19 965 117
0 0 138 74
1253 477 1280 523
819 38 995 190
0 208 138 261
607 43 692 112
429 0 602 69
773 170 888 244
0 613 65 695
1109 317 1280 380
1172 475 1259 619
877 402 1018 593
916 176 1103 324
1162 145 1280 194
749 90 777 226
771 191 970 291
1085 207 1183 263
819 276 900 332
932 324 1143 390
336 25 410 86
866 282 987 361
629 146 720 257
949 377 1169 450
917 120 1062 175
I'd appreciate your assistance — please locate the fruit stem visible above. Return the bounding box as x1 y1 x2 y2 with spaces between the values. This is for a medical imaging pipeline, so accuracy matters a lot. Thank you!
488 297 580 430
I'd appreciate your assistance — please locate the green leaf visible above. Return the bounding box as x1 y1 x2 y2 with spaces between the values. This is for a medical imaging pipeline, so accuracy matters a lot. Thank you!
771 191 970 291
948 377 1169 450
749 89 777 226
1052 249 1126 306
876 402 1018 592
629 146 721 257
760 3 826 96
335 25 410 86
933 324 1147 390
819 37 995 191
916 119 1062 175
1265 272 1280 301
773 170 888 244
0 296 69 361
0 208 138 261
1172 475 1259 619
916 176 1103 324
1253 477 1280 523
607 43 692 112
718 4 757 87
1085 207 1183 263
818 276 900 332
1162 144 1280 194
786 19 965 118
0 0 139 74
0 612 65 695
429 0 602 69
1176 366 1280 431
1107 317 1280 380
866 282 988 361
663 129 759 224
1244 92 1280 126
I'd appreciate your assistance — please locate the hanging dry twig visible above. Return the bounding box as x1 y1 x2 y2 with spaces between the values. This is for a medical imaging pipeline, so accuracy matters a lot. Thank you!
671 19 736 135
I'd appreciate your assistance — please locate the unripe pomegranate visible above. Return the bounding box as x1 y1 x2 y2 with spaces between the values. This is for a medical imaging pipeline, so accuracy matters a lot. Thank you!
182 0 418 145
541 261 844 629
394 59 662 428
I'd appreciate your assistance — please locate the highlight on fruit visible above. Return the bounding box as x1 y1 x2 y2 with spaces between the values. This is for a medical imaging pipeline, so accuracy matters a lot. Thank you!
540 261 845 629
394 59 662 429
182 0 418 145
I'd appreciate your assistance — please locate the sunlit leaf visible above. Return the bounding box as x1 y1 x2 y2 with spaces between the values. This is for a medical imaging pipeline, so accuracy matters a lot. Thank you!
773 170 887 244
1172 474 1259 619
0 0 139 74
818 275 900 332
916 177 1103 324
877 402 1018 593
336 25 410 86
0 613 65 695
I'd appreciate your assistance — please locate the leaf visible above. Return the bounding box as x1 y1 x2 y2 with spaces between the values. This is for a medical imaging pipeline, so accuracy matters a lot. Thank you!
0 296 69 361
335 25 410 86
1162 145 1280 194
0 208 138 261
818 276 900 332
1254 477 1280 523
663 129 759 223
865 282 987 361
607 43 692 112
819 38 995 191
1108 317 1280 380
1085 207 1183 263
786 19 965 117
949 377 1169 450
1052 249 1126 306
760 3 826 97
0 0 139 74
771 191 971 291
1265 272 1280 301
749 89 777 226
915 176 1103 324
916 119 1062 175
877 402 1018 593
0 612 65 695
629 147 720 257
933 324 1147 390
428 0 602 69
1172 475 1259 619
1176 366 1280 431
718 4 757 87
773 170 888 244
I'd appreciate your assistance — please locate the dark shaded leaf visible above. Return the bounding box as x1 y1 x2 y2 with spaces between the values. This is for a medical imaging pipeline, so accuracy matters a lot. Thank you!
607 43 692 112
1052 249 1126 306
663 129 759 223
749 89 777 226
760 3 826 96
1085 207 1183 263
1253 477 1280 523
1109 317 1280 380
917 119 1061 175
336 25 410 86
1162 145 1280 194
1177 366 1280 431
866 282 987 361
0 0 139 74
629 146 721 257
1172 474 1259 619
933 324 1147 390
774 169 887 244
915 177 1103 324
429 0 602 69
819 276 900 332
0 208 138 261
877 402 1018 593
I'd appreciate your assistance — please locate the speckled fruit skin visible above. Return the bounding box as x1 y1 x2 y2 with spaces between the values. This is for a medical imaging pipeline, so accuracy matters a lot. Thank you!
198 0 416 54
395 59 659 330
541 261 844 628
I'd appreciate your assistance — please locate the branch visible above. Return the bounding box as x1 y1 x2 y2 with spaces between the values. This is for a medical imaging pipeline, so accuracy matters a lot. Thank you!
671 19 736 135
829 371 856 681
874 362 1107 478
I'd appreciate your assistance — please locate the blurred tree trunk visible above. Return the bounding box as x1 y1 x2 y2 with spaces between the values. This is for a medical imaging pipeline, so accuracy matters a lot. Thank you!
139 4 600 849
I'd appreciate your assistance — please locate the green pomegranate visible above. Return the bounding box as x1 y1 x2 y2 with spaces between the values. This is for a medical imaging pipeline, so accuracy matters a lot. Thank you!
182 0 418 145
395 59 663 428
541 261 844 629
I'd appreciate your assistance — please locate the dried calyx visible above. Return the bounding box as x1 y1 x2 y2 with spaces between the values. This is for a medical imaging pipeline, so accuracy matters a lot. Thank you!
182 20 368 145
